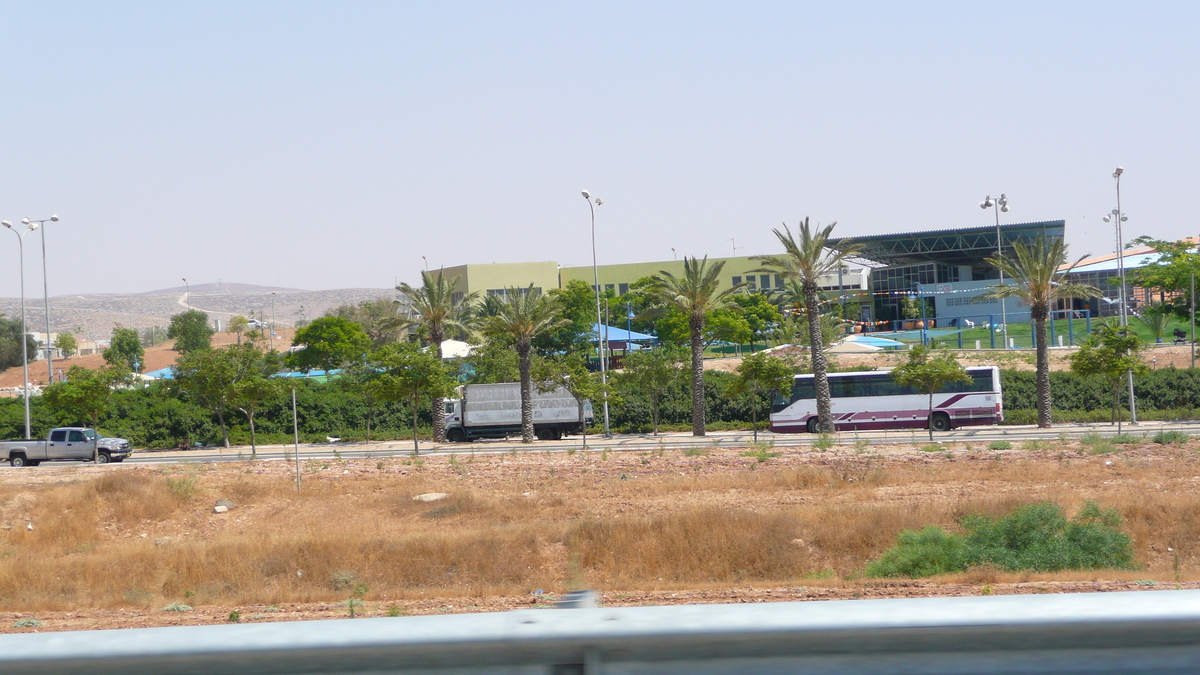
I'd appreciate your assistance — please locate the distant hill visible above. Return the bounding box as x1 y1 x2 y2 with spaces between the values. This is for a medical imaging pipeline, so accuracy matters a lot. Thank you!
0 284 401 342
141 281 308 296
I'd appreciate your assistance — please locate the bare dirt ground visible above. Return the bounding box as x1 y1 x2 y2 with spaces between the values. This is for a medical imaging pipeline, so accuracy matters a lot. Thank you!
1 439 1198 634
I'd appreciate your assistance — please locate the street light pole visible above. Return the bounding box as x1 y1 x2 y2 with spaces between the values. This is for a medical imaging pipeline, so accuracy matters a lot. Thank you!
183 278 191 312
1103 167 1137 423
980 194 1010 348
3 220 39 439
582 190 611 438
270 291 277 351
23 215 59 384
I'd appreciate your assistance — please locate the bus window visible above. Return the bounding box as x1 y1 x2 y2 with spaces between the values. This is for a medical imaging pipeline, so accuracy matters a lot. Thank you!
790 379 815 401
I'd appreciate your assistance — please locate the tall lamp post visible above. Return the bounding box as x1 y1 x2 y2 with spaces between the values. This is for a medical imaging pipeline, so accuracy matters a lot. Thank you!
24 215 59 383
3 219 40 439
1103 167 1137 424
183 278 191 311
582 190 611 437
980 194 1010 348
270 291 277 351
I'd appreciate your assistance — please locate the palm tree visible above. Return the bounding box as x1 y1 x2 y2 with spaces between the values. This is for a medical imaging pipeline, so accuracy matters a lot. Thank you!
984 236 1100 428
753 218 862 434
391 269 478 442
646 257 744 436
480 286 567 443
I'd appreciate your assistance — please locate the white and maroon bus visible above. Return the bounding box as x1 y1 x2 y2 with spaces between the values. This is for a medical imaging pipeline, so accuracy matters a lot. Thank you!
770 366 1003 433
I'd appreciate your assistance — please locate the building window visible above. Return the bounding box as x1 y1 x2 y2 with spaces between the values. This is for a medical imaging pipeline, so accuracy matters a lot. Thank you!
732 276 742 286
747 278 757 292
618 283 629 295
775 274 784 290
605 284 615 293
760 275 771 292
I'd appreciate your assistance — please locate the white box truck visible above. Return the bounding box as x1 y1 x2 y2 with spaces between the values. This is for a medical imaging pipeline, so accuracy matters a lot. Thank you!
443 383 593 442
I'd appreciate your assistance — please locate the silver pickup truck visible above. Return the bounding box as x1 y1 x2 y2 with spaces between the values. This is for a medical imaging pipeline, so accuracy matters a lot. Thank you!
1 428 133 467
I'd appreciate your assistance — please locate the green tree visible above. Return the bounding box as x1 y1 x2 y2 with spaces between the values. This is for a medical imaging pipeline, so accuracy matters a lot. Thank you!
1069 321 1148 432
287 316 372 374
534 355 604 446
332 298 410 348
54 332 78 358
104 326 145 372
984 236 1100 428
0 316 38 370
480 286 567 443
891 344 971 440
645 257 744 436
1128 236 1200 318
230 345 284 458
168 310 214 353
542 279 602 355
753 218 863 433
390 270 478 443
778 310 848 373
727 352 794 443
173 347 259 447
228 315 250 344
368 342 458 453
730 292 784 351
463 339 521 384
43 365 128 463
620 346 684 435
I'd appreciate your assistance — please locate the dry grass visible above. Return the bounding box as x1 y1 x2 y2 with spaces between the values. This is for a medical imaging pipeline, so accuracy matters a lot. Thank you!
1 442 1198 611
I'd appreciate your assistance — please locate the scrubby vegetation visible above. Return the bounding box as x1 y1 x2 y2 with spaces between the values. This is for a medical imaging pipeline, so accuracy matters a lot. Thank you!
866 502 1136 578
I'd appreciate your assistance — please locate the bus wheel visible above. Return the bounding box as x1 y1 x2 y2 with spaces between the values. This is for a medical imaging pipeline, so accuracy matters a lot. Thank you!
806 418 820 434
930 413 952 432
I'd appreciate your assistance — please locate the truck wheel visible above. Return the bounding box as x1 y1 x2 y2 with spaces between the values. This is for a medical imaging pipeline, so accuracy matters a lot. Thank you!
96 452 111 464
930 413 952 432
9 455 26 468
535 429 551 441
446 428 466 443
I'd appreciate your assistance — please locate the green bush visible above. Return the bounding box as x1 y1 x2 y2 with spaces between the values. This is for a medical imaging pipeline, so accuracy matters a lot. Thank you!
865 526 966 578
866 502 1135 578
1152 430 1190 445
987 441 1012 450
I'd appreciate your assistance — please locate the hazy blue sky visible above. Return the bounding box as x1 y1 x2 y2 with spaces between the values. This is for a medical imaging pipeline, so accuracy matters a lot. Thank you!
1 1 1196 296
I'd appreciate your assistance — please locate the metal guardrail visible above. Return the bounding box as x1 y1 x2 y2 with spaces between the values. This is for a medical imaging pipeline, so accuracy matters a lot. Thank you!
0 590 1198 674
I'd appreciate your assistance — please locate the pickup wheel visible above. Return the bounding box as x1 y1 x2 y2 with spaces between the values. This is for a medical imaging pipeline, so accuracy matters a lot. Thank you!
9 455 27 468
446 428 466 443
96 452 111 464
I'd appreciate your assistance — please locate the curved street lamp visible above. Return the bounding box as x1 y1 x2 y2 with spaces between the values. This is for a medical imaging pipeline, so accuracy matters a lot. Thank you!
582 190 611 438
23 215 58 384
183 278 191 312
980 194 1010 348
3 219 41 438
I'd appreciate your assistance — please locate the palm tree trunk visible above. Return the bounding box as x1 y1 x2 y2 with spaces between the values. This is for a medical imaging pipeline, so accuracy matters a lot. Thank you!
690 317 706 436
804 286 833 433
431 328 446 443
1034 316 1052 428
518 342 534 443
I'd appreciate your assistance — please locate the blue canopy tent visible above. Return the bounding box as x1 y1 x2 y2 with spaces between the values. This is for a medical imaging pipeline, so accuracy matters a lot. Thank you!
590 323 657 369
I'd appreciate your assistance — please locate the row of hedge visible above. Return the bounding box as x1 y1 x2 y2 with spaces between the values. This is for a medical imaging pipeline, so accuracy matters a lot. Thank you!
3 367 1199 448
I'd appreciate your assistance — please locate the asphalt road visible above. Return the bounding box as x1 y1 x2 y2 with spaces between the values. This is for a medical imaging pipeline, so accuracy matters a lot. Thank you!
120 419 1200 466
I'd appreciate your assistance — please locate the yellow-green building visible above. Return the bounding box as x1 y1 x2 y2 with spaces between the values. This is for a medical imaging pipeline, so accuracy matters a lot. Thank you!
436 261 562 303
432 256 868 300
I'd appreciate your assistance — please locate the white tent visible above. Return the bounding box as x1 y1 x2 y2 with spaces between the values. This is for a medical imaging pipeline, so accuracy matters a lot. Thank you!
439 339 476 359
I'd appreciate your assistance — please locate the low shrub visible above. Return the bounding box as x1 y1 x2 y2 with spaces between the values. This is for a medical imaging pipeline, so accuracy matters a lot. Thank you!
864 526 966 578
1110 435 1141 445
987 441 1012 451
866 501 1136 578
1152 430 1190 445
